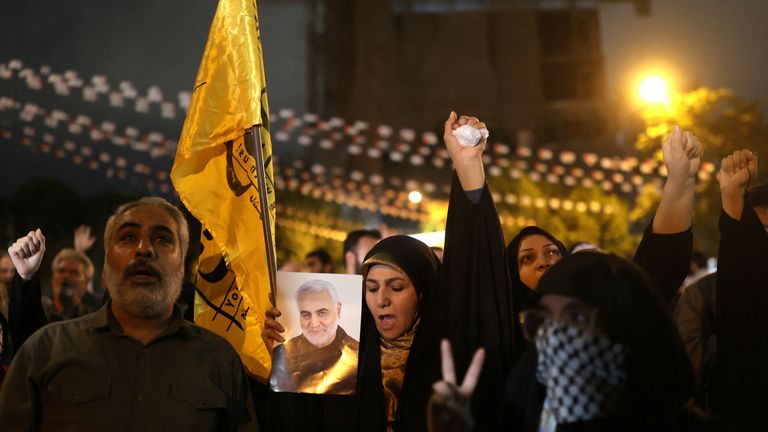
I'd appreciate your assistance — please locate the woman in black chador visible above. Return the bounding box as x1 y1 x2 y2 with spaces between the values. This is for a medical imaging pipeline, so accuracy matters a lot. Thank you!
262 112 514 431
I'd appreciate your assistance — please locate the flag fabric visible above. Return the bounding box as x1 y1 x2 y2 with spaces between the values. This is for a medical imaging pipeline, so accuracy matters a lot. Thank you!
171 0 275 380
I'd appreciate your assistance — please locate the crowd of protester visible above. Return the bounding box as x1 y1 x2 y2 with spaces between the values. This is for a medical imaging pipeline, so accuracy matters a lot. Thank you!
0 111 765 432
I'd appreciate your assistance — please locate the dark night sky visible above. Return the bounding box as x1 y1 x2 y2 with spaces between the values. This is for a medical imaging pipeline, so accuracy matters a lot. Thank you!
0 0 307 198
601 0 768 105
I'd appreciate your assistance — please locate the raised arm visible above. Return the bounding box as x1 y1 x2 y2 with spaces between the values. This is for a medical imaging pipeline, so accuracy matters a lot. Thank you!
443 111 487 191
7 229 48 353
653 127 701 234
634 128 699 304
440 112 514 430
73 224 96 253
716 150 766 429
718 149 758 221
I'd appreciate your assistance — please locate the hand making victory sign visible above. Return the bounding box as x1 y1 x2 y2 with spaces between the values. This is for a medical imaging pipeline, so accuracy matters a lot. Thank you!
434 339 485 401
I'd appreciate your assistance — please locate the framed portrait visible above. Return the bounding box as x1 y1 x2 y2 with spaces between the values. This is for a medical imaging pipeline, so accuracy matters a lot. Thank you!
269 271 363 395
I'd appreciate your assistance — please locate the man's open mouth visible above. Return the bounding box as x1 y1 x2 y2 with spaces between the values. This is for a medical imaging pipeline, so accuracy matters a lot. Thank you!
125 264 161 283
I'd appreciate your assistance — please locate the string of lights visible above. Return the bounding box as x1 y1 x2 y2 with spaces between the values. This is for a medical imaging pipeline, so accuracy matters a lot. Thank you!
1 57 719 221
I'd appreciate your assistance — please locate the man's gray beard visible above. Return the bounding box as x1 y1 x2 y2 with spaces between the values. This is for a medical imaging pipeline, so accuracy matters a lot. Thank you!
103 264 182 319
304 322 338 348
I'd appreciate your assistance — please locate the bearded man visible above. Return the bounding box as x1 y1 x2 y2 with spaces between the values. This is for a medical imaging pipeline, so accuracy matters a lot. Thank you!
269 279 359 394
42 248 96 322
0 197 258 431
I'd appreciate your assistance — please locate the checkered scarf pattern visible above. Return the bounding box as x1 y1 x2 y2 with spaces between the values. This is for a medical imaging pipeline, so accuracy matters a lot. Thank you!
535 323 627 428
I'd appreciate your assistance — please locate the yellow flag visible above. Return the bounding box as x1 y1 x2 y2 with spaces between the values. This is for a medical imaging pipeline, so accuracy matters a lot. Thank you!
170 0 275 380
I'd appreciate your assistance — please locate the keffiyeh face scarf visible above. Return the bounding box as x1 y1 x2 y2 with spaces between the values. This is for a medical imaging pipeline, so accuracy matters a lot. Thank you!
535 323 628 431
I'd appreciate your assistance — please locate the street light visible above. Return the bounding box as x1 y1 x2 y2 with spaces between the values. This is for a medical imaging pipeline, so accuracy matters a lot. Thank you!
408 190 423 204
638 75 670 105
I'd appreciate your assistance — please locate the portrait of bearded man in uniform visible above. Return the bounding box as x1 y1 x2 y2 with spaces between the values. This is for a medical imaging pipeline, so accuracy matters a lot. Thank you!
270 278 360 394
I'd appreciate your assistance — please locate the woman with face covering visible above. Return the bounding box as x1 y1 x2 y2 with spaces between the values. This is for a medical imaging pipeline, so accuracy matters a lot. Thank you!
503 252 696 431
261 112 514 431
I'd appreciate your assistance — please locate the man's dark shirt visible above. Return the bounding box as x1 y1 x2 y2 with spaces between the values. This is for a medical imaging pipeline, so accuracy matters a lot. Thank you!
0 303 258 431
270 326 358 395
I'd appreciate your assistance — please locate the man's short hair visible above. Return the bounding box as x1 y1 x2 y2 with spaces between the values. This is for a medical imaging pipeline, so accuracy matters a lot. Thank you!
295 279 339 305
691 251 708 269
52 248 94 283
343 229 382 254
305 248 333 266
748 183 768 208
104 197 189 259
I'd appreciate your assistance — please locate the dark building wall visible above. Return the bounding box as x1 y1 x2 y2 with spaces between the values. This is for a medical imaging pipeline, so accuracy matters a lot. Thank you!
320 1 611 150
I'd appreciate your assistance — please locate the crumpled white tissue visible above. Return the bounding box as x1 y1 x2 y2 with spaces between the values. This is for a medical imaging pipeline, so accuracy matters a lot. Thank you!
452 125 489 148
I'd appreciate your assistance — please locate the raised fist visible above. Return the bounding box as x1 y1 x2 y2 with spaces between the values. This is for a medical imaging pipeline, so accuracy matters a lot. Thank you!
662 127 701 182
718 149 758 192
8 229 46 281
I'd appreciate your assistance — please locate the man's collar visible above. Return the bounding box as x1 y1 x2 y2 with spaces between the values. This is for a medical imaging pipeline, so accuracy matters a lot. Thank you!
161 304 190 337
86 303 111 330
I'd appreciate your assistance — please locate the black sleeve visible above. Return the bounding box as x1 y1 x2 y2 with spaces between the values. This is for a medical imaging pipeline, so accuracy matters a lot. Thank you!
440 173 515 431
674 281 704 385
632 220 693 306
7 273 47 356
501 345 545 431
715 202 768 428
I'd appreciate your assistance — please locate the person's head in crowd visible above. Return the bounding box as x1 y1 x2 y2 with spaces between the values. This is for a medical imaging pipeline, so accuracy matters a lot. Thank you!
430 246 444 262
747 182 768 230
518 252 692 426
343 229 382 275
0 252 14 288
102 197 189 319
569 241 600 255
279 261 303 272
304 248 335 273
689 251 708 275
507 226 567 291
51 248 94 308
361 235 440 340
295 279 341 348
